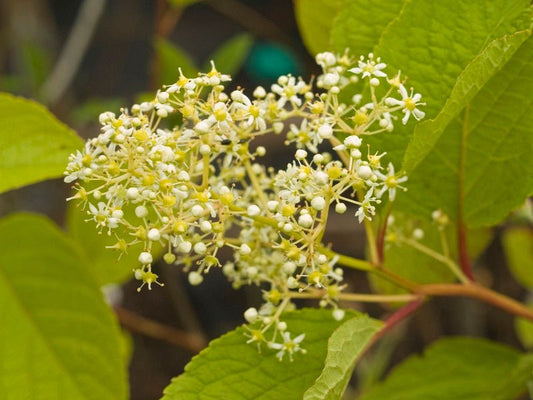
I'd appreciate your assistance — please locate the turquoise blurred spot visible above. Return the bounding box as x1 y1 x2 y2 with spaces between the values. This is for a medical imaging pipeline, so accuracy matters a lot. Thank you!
244 42 303 84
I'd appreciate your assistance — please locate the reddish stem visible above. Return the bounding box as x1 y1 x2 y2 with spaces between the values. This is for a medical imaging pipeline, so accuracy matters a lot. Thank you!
457 222 475 281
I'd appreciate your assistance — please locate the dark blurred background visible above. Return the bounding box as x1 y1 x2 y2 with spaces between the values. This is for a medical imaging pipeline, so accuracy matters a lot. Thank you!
0 1 529 399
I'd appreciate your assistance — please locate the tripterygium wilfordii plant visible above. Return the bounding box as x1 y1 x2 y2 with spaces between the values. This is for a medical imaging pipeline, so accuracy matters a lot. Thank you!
65 51 425 360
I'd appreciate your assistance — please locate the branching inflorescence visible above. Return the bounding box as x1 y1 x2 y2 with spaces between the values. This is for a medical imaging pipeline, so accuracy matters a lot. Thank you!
65 51 425 360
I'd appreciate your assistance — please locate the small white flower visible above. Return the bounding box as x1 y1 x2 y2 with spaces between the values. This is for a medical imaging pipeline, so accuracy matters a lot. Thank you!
385 84 426 124
349 54 387 79
268 331 306 361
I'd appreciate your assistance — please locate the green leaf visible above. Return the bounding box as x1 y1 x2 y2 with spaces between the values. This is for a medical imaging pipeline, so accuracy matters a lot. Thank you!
0 213 127 400
359 337 533 400
294 0 345 55
329 0 531 168
161 309 379 400
155 38 198 86
502 227 533 288
303 315 382 400
397 33 533 227
0 93 83 194
204 34 254 77
330 0 406 56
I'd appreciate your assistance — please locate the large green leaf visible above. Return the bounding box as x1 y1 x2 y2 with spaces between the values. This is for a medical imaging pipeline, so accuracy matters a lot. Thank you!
0 213 127 400
330 0 405 56
359 337 533 400
0 93 82 194
204 33 254 77
161 309 380 400
293 0 344 55
329 0 531 167
397 34 533 227
303 315 382 400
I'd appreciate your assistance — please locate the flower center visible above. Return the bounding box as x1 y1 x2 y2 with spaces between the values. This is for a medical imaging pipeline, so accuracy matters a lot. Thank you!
404 97 417 111
386 175 398 188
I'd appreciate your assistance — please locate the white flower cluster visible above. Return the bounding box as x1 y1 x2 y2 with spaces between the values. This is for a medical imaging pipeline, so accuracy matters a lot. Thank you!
65 51 424 358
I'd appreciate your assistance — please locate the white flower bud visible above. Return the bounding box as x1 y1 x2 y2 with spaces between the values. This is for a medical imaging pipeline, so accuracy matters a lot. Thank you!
298 213 314 228
134 269 143 280
199 144 211 155
283 261 297 274
351 149 362 159
191 205 204 217
240 244 251 255
287 276 299 289
344 135 362 148
267 200 279 212
413 228 424 240
318 124 333 139
335 202 347 214
358 165 373 180
135 205 148 218
277 321 287 331
244 307 258 323
177 171 190 181
295 149 307 160
256 146 266 156
157 91 169 103
188 271 204 286
246 266 258 278
247 205 261 217
112 209 124 219
311 196 326 211
138 252 153 265
147 228 160 241
313 154 324 164
323 73 339 86
333 309 345 321
370 77 380 86
126 187 139 200
273 122 284 134
178 241 192 253
193 242 207 255
283 223 293 233
316 254 328 264
194 120 210 134
199 220 212 233
253 86 266 98
314 171 329 185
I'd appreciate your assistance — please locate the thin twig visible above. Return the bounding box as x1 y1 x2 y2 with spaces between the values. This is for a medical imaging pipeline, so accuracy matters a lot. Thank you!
114 306 205 353
417 283 533 321
40 0 106 106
